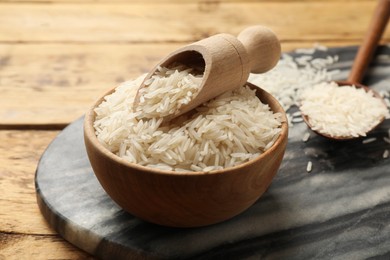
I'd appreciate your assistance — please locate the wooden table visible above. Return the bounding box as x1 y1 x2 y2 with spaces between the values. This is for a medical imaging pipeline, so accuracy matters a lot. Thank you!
1 0 389 258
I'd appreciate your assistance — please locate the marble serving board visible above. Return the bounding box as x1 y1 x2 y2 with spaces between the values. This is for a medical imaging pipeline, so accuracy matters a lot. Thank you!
36 46 390 259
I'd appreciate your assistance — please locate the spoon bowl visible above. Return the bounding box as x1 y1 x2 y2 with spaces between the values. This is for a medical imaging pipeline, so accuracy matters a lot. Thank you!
301 0 390 140
301 81 387 140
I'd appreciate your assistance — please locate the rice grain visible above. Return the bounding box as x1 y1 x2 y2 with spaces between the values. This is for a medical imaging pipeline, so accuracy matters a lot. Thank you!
306 161 313 173
383 149 389 159
94 75 283 172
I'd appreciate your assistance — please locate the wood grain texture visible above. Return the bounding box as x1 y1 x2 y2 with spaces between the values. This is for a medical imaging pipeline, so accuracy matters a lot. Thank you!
0 0 374 3
0 43 177 127
0 130 92 259
0 2 389 43
0 233 91 259
0 41 376 128
0 130 58 234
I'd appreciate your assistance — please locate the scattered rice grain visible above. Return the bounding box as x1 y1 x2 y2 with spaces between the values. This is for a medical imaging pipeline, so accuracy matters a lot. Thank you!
291 117 304 123
383 149 389 159
362 137 377 144
292 111 302 117
302 132 310 142
306 161 313 172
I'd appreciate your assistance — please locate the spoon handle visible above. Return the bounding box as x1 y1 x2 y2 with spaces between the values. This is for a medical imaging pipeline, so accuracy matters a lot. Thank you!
237 26 281 74
348 0 390 84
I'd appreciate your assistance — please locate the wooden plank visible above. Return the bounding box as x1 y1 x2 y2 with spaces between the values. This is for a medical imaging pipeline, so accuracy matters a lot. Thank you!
0 130 59 234
0 232 91 259
0 0 374 3
0 41 368 127
0 43 178 127
0 2 388 43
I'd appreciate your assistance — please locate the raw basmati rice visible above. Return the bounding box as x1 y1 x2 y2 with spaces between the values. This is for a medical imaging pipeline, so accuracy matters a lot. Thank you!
306 161 313 172
249 44 390 169
302 132 310 142
292 111 302 117
249 45 389 141
291 117 304 123
94 75 283 172
95 44 390 175
248 45 340 127
362 137 377 144
300 82 389 138
136 64 203 118
383 149 389 159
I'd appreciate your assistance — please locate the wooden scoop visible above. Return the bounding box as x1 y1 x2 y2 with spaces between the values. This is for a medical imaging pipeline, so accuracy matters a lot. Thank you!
133 26 281 120
301 0 390 140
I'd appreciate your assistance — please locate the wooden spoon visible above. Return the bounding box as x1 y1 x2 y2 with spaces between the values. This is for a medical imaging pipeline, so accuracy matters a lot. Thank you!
133 26 281 120
301 0 390 140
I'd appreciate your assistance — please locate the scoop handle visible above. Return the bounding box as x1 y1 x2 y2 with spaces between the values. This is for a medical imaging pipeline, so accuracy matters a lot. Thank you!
348 0 390 84
237 25 281 74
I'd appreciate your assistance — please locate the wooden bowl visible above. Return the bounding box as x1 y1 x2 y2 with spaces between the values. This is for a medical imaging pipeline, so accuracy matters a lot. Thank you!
84 82 288 228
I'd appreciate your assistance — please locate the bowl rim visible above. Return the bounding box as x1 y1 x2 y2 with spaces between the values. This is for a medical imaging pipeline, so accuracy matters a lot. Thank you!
84 81 288 176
